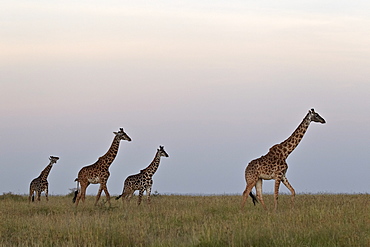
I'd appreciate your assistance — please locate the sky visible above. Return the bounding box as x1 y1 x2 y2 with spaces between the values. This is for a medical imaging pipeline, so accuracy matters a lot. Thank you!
1 1 369 197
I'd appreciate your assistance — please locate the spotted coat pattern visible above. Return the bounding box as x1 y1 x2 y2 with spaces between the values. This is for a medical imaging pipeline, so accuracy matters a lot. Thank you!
29 156 59 203
73 128 131 206
116 146 169 205
242 109 326 211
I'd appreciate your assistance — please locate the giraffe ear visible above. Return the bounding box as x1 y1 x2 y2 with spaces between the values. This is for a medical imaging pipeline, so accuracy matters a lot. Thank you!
113 132 118 135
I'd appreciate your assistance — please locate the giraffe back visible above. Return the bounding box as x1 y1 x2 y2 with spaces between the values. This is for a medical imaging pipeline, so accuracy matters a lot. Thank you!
30 177 48 193
77 160 111 184
123 172 153 193
245 152 288 181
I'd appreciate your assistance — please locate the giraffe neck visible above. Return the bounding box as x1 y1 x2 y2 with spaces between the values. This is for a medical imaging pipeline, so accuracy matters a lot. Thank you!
99 135 121 169
141 152 162 178
277 112 311 158
39 162 54 181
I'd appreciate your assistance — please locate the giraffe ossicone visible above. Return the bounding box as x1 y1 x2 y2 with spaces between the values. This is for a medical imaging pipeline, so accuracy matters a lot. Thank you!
242 108 326 211
72 128 131 207
29 156 60 203
116 145 169 205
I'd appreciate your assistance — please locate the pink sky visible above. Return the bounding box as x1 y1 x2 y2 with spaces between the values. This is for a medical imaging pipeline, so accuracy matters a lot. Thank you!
1 1 369 196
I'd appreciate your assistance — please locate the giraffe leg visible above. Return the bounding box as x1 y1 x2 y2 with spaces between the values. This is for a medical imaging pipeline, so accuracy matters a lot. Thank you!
95 184 104 206
146 186 152 204
282 176 295 209
274 179 282 211
242 181 257 209
75 182 88 206
75 187 84 206
255 179 267 210
127 191 134 203
121 189 132 204
138 190 144 205
29 188 34 203
45 186 49 202
36 191 41 202
75 189 82 206
81 184 88 203
118 189 126 203
102 184 111 207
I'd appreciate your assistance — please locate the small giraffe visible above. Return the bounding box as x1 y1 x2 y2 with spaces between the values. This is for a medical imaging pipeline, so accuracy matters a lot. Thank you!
72 128 131 207
29 156 60 203
116 146 169 205
242 109 326 211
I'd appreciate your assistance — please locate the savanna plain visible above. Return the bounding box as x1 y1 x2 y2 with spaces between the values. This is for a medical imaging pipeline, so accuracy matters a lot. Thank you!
0 193 368 247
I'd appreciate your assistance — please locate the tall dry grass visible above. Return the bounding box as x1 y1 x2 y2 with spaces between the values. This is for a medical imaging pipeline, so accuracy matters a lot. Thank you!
0 193 369 246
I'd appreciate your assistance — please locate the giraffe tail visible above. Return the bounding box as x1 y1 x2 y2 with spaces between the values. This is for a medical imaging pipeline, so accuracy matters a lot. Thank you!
31 194 35 202
115 194 122 200
72 178 79 203
249 192 258 205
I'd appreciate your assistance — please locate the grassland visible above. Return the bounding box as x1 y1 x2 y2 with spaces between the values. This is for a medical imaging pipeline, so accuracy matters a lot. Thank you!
0 193 368 247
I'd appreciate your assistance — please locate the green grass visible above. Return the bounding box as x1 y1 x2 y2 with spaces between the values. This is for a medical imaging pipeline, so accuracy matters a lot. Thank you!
0 193 369 246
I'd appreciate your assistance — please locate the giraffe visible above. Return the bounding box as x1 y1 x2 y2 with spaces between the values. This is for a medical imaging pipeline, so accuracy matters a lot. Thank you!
116 146 169 205
242 109 326 211
29 156 60 203
72 128 131 207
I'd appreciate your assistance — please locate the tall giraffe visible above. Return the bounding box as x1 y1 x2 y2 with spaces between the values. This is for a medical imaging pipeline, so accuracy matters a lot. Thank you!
242 109 326 211
29 156 60 203
72 128 131 207
116 146 169 205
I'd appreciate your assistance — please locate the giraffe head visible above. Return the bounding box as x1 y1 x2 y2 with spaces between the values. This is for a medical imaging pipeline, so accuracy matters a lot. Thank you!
309 109 326 124
114 128 132 142
49 156 59 164
158 146 169 158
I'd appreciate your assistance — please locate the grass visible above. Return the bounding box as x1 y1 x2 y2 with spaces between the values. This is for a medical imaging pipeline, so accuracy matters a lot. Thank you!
0 193 369 246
